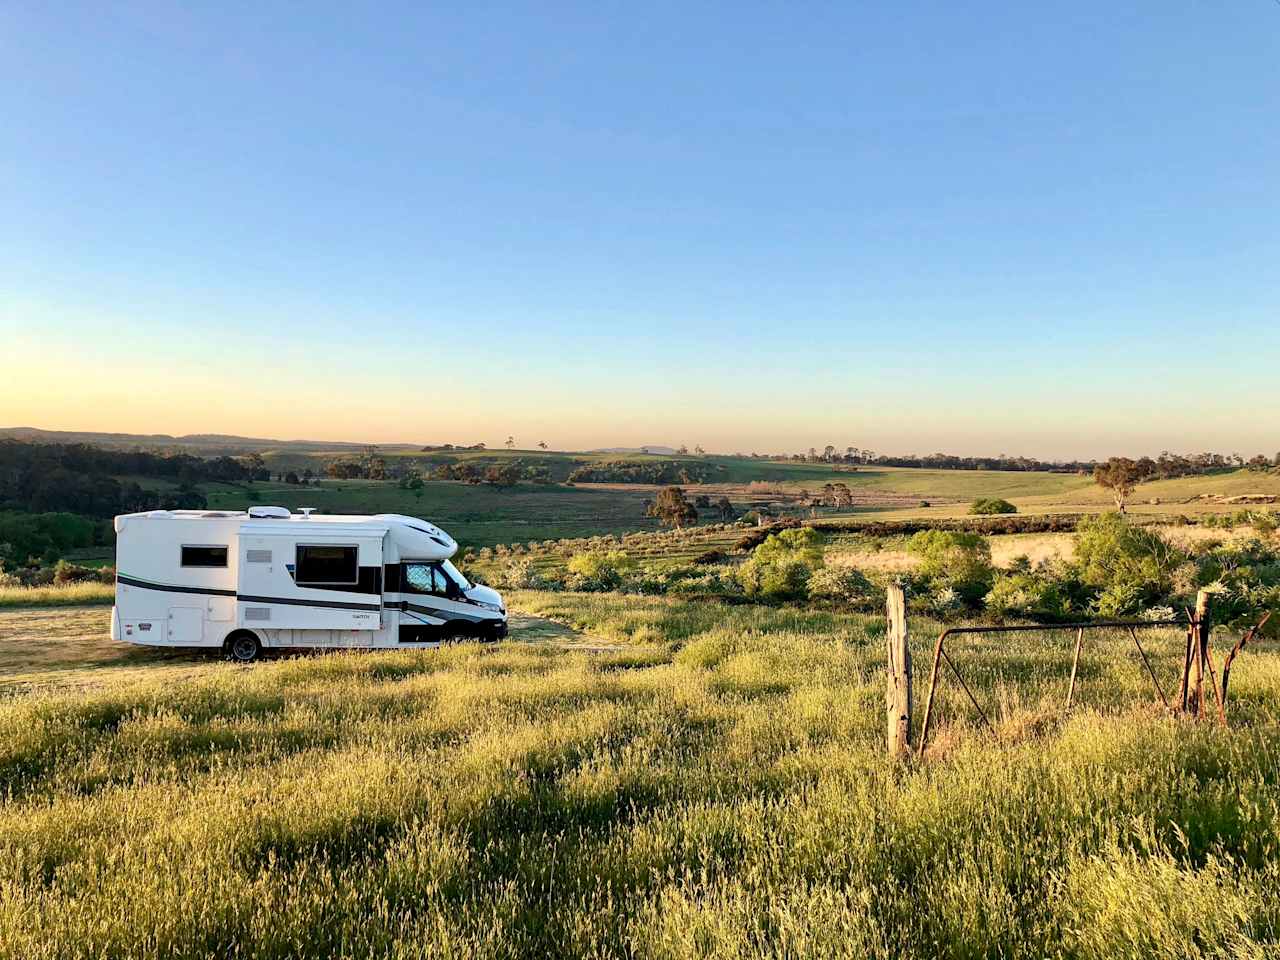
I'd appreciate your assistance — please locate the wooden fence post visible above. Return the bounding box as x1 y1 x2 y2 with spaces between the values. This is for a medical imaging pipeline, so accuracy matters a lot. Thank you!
1189 590 1212 717
886 583 912 759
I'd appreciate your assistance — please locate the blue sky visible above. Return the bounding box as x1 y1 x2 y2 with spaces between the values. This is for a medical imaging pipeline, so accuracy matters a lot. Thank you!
2 2 1278 457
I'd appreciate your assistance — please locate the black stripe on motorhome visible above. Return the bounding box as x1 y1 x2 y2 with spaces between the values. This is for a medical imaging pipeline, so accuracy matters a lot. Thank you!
236 594 382 612
118 575 380 612
398 600 490 623
117 575 236 597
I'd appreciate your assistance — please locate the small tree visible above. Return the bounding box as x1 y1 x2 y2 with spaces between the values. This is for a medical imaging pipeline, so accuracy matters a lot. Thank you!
1094 457 1145 512
832 482 853 509
716 496 735 521
538 441 548 450
648 487 698 527
505 436 515 450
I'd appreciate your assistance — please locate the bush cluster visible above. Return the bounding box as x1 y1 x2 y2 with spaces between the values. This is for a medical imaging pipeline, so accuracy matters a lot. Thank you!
1201 509 1278 534
566 460 724 485
906 530 995 603
735 529 824 600
0 560 115 588
969 498 1018 515
976 514 1279 627
811 515 1077 536
0 511 113 571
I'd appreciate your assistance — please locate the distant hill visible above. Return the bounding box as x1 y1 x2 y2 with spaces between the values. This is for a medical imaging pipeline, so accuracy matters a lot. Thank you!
0 427 420 455
0 428 689 459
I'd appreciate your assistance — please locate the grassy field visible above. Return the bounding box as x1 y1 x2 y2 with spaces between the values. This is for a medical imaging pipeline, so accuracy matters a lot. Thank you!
865 468 1280 521
202 479 665 549
2 595 1280 957
0 581 115 609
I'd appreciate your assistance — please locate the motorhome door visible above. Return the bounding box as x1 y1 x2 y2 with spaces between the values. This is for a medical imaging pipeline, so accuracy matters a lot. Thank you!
237 527 385 631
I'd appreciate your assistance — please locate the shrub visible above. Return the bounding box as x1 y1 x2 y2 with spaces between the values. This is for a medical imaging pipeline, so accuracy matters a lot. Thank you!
1073 513 1182 616
618 565 674 596
735 528 824 600
51 560 104 585
970 498 1017 515
494 557 562 591
738 555 813 600
565 550 633 590
807 566 876 605
754 527 823 565
906 530 994 603
925 584 964 617
733 531 769 553
1254 512 1278 537
984 571 1071 620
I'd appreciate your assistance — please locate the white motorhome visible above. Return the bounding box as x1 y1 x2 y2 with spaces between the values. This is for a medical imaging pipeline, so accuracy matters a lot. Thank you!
111 507 507 661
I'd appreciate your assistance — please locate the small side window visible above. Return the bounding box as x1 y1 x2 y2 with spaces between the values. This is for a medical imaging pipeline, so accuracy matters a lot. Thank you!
296 545 359 586
181 546 228 568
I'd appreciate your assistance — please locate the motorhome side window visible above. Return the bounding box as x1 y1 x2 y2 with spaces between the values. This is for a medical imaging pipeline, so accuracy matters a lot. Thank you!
181 546 228 567
295 545 359 585
403 562 451 596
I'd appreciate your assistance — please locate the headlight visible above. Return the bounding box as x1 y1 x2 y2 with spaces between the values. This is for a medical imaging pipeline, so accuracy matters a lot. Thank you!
477 600 504 613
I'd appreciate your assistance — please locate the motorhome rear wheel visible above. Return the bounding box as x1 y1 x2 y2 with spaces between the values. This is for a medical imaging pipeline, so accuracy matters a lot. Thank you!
227 631 261 663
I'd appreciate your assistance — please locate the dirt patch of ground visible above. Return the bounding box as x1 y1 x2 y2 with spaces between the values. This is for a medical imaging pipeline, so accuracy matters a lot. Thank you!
0 606 213 692
505 613 618 652
0 607 621 693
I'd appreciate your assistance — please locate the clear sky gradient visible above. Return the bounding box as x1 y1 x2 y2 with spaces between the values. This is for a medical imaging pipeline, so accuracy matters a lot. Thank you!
2 2 1277 458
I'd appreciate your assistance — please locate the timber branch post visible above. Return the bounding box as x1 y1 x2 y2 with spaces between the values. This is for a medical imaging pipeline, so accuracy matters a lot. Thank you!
1189 590 1212 717
886 583 912 759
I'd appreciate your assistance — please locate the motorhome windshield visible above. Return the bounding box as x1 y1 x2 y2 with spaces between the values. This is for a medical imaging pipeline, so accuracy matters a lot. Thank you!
442 560 470 590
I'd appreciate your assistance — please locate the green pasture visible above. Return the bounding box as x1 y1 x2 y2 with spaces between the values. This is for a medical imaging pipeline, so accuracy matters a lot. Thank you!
202 479 664 549
2 594 1279 957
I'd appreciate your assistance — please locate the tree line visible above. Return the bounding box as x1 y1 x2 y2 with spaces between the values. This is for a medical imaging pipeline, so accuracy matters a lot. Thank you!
0 441 270 518
1094 453 1280 512
743 447 1280 476
567 460 725 485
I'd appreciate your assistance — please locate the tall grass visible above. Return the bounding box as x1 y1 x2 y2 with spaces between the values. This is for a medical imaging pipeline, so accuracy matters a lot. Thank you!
1 592 1278 957
0 581 114 608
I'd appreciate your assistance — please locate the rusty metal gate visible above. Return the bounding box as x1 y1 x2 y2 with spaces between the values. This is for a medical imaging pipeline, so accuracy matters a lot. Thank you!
916 607 1272 758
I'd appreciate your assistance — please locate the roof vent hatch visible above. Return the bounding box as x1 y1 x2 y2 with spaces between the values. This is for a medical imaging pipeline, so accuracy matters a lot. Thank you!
247 506 291 519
